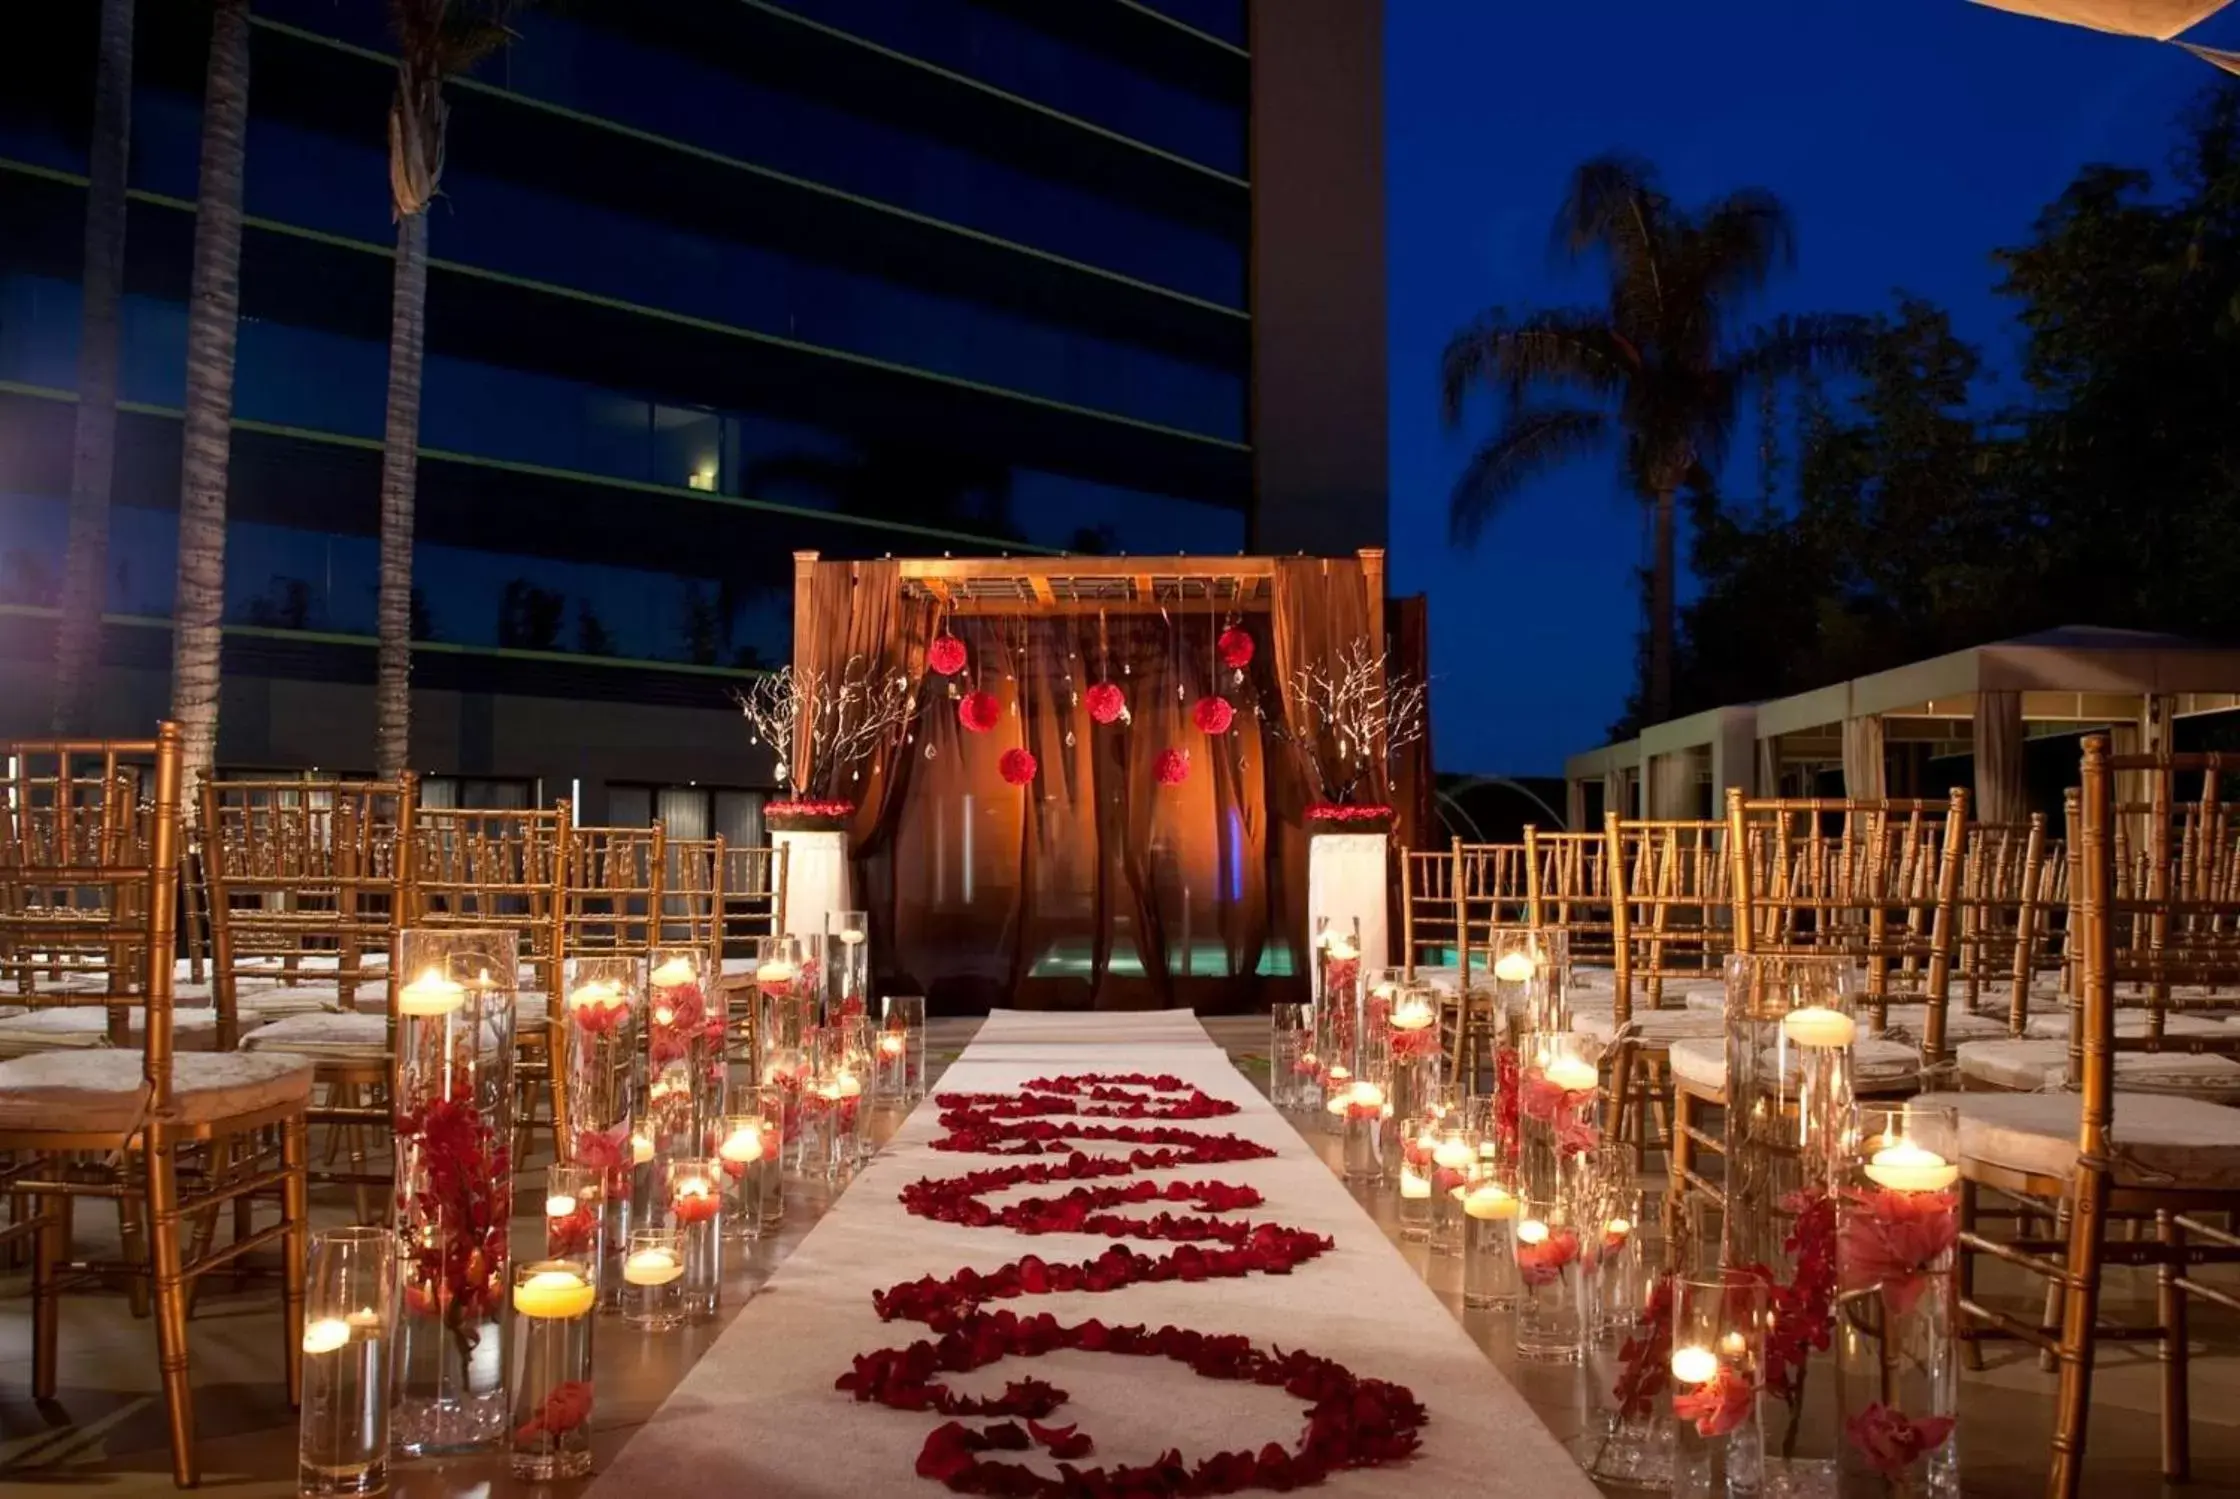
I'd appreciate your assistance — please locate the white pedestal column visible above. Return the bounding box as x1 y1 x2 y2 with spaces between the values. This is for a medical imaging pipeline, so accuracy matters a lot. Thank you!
772 828 852 941
1306 831 1390 974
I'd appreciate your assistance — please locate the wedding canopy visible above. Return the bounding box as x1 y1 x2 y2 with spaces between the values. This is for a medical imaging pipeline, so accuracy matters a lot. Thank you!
786 549 1430 1013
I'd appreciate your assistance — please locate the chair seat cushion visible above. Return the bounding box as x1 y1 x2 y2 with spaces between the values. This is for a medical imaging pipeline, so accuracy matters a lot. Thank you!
241 1011 390 1061
0 1050 313 1132
1872 1005 2009 1045
1573 1007 1725 1045
1668 1035 1924 1094
1916 1087 2240 1189
2021 1011 2231 1042
0 1007 222 1057
1955 1038 2240 1102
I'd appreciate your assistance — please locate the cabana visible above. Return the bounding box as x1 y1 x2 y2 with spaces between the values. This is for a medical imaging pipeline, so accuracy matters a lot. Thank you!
1562 705 1758 827
778 549 1431 1012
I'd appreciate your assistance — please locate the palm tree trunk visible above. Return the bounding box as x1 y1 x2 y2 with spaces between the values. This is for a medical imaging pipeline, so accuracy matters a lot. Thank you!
51 0 134 734
374 209 428 779
1648 485 1676 726
170 0 251 806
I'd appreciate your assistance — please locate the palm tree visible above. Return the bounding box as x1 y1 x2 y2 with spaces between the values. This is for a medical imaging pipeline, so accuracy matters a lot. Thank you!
50 0 133 734
374 0 514 777
170 0 251 804
1440 156 1862 725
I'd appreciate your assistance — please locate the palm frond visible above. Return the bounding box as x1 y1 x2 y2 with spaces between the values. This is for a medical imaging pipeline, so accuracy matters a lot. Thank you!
1439 308 1636 422
1688 188 1797 304
1730 313 1873 387
1553 154 1673 339
1449 405 1612 545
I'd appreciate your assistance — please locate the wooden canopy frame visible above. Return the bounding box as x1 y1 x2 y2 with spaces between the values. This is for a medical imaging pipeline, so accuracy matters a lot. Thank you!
792 546 1388 640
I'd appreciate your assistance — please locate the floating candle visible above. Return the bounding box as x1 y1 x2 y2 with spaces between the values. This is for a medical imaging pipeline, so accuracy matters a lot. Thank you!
622 1249 683 1286
1493 950 1536 984
1544 1057 1599 1093
1464 1184 1519 1220
1390 994 1437 1032
878 1033 905 1058
1516 1217 1550 1246
1671 1345 1721 1385
301 1316 352 1355
649 955 697 988
1346 1081 1387 1111
1326 939 1359 962
630 1132 655 1165
833 1071 863 1099
1432 1135 1475 1171
718 1126 764 1164
513 1268 595 1320
1864 1139 1958 1192
1399 1167 1432 1200
839 927 866 946
1782 1005 1857 1049
566 978 623 1012
544 1193 579 1219
755 960 798 987
397 969 465 1017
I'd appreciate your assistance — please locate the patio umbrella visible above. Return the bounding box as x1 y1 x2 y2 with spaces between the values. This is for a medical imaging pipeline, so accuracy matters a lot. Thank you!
1969 0 2240 71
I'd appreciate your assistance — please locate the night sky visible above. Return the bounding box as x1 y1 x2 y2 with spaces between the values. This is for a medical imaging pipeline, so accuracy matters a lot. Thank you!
1387 0 2240 778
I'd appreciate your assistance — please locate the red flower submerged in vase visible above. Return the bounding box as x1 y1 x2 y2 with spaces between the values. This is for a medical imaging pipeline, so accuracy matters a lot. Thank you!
1610 1275 1675 1419
1846 1402 1955 1479
1751 1190 1839 1411
1516 1228 1580 1288
1674 1364 1757 1438
1390 1024 1443 1063
571 990 631 1036
395 1086 510 1356
546 1202 599 1258
672 1186 721 1225
515 1379 595 1442
1322 955 1360 998
1838 1186 1959 1316
649 983 709 1070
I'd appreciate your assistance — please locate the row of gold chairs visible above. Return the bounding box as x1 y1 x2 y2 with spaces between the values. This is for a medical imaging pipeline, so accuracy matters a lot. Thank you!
0 739 794 1486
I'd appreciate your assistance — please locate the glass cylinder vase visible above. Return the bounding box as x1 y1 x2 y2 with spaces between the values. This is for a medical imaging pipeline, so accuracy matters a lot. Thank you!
1577 1228 1674 1490
1514 1193 1587 1364
391 928 517 1456
508 1259 596 1481
1383 976 1447 1128
1518 1030 1603 1209
621 1227 686 1331
1726 953 1859 1498
717 1091 786 1240
826 909 870 1024
1312 915 1362 1122
881 995 928 1105
1270 1002 1313 1112
298 1227 397 1498
1332 1029 1393 1182
1671 1273 1768 1499
752 934 809 1066
561 956 641 1302
542 1163 606 1298
1461 1166 1524 1312
663 1158 723 1320
1835 1104 1960 1499
646 946 725 1176
1428 1125 1479 1255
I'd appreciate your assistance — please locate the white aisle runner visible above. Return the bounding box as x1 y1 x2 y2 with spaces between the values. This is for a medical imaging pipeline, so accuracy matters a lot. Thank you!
586 1011 1597 1497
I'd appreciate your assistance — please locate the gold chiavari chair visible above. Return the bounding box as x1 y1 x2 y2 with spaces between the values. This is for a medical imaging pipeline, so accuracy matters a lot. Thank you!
1524 826 1616 966
1447 841 1530 1081
1930 740 2240 1497
549 820 663 1151
1397 839 1462 983
1950 816 2048 1029
0 725 311 1487
207 776 413 1213
663 835 727 955
715 842 788 1063
1600 815 1732 1180
409 801 567 1150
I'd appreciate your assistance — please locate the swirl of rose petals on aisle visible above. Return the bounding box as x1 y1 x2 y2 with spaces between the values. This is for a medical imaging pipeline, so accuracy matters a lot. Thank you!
836 1073 1428 1496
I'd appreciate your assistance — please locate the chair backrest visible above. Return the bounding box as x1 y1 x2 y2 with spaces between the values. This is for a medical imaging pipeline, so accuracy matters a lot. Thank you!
2072 741 2240 1106
1398 840 1460 979
1948 815 2049 1035
661 835 726 953
1606 813 1732 1023
0 725 185 1107
409 802 567 1000
1455 841 1529 984
717 844 787 960
1524 827 1615 965
200 774 415 1048
1727 791 1969 1056
557 821 664 961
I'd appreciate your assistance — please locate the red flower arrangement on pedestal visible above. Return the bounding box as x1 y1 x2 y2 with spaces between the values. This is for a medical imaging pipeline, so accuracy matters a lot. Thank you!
1217 627 1254 670
1154 748 1190 786
765 798 857 832
837 1073 1429 1496
1191 695 1234 735
959 690 1003 734
928 634 968 677
999 747 1038 786
1085 682 1127 725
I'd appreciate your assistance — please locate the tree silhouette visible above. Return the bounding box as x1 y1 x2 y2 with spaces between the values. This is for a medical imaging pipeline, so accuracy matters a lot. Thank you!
496 577 565 650
1441 155 1864 725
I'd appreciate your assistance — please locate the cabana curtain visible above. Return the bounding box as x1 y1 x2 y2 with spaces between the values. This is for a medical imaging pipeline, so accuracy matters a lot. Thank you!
1974 690 2027 825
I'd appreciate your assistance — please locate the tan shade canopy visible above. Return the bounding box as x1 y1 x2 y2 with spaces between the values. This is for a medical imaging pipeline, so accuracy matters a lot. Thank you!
1970 0 2230 39
2183 40 2240 71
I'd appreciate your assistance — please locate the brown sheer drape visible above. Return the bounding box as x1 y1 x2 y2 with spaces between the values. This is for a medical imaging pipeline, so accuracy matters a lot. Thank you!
880 613 1285 1013
1271 557 1382 809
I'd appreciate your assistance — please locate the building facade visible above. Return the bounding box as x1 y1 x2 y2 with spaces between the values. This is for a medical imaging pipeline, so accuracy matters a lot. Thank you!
0 0 1385 826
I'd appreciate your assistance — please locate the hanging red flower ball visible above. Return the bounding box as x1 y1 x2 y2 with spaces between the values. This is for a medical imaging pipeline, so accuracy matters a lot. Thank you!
1217 627 1255 670
1085 681 1127 725
998 747 1038 786
1154 748 1190 787
926 634 968 677
1191 695 1234 735
958 690 1002 733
